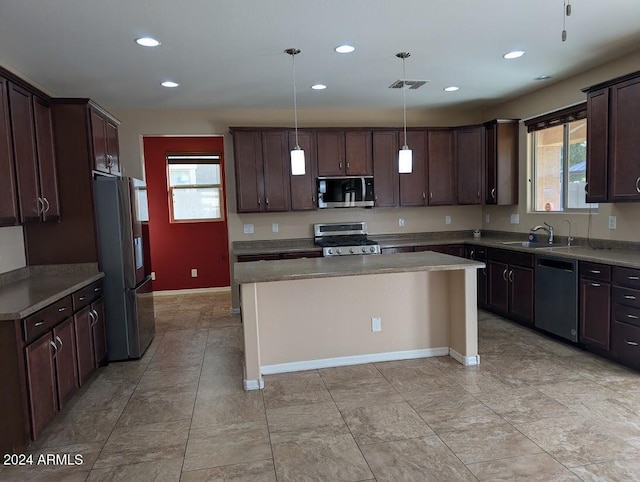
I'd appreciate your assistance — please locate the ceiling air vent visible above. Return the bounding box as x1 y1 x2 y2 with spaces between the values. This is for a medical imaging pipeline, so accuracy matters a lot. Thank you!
389 80 429 89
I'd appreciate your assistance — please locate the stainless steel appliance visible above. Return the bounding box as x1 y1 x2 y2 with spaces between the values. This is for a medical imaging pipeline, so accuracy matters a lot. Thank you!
314 221 381 256
317 176 374 208
534 254 578 342
93 176 155 361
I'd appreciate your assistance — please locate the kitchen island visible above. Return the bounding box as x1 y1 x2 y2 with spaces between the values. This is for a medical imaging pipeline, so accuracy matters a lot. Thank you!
234 251 485 390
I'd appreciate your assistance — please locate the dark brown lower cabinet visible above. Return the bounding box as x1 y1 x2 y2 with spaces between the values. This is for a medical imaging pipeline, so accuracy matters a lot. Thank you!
486 249 534 326
52 318 79 409
24 333 57 440
579 278 611 350
509 266 534 325
488 260 509 313
74 299 106 386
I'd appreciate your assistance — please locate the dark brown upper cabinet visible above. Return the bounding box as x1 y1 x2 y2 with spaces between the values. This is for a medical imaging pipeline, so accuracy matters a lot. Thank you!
372 130 399 207
288 130 317 210
90 106 120 175
0 77 19 226
260 131 291 211
8 83 59 223
455 125 484 205
484 119 519 205
317 130 373 176
399 130 428 206
426 129 455 205
584 71 640 203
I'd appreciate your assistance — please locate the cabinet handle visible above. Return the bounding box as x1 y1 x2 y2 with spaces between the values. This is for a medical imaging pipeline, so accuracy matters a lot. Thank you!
58 307 67 312
430 192 433 200
636 176 640 194
50 340 58 358
628 276 639 281
94 287 102 292
346 162 350 169
312 195 315 203
482 268 487 275
477 190 480 199
422 192 426 200
624 295 637 300
591 282 601 287
55 335 63 351
79 296 86 301
265 198 269 206
470 250 475 258
88 310 96 326
508 270 513 282
491 188 496 199
37 197 45 214
92 309 99 326
627 314 639 320
502 268 508 281
590 270 601 274
625 340 639 346
34 321 45 327
257 198 261 206
43 197 50 213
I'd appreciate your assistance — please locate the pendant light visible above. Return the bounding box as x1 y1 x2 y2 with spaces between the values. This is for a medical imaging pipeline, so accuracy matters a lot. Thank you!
396 52 412 174
285 48 305 176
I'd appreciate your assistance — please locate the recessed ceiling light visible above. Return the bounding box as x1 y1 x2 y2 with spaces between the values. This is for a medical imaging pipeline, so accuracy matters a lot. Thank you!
161 81 179 88
135 37 161 47
503 50 525 59
311 84 327 90
444 86 460 92
334 45 355 54
534 75 552 81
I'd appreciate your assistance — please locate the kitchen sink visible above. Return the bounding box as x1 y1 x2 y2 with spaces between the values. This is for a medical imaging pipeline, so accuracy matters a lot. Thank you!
500 241 582 250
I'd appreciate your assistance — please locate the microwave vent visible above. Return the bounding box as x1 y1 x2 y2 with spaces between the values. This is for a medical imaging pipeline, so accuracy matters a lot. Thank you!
389 79 429 90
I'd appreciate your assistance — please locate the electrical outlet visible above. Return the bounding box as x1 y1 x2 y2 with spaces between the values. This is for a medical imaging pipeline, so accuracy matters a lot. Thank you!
243 224 254 234
272 223 279 233
510 214 520 224
371 317 382 332
609 215 617 230
398 218 405 227
485 214 490 223
191 268 198 278
151 271 156 280
445 215 452 225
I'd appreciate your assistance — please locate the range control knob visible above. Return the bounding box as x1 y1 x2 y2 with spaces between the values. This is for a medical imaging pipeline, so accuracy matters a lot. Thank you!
349 248 355 254
370 246 376 253
327 248 333 255
361 247 367 253
336 248 342 255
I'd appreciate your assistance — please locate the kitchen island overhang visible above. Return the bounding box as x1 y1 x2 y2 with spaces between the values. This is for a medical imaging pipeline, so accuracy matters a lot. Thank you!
234 251 485 390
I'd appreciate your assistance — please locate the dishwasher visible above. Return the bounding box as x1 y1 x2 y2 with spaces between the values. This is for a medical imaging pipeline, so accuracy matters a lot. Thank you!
534 255 579 342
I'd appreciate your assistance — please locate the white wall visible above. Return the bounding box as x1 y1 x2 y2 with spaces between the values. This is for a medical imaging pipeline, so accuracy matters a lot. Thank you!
0 226 26 274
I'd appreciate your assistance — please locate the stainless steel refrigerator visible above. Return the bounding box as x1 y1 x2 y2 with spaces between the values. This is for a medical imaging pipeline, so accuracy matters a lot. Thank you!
94 176 155 361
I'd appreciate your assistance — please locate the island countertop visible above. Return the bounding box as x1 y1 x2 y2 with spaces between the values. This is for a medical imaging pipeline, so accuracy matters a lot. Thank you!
234 250 485 284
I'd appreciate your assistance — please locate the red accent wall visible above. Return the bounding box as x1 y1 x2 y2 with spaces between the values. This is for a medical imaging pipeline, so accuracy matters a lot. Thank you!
143 136 230 291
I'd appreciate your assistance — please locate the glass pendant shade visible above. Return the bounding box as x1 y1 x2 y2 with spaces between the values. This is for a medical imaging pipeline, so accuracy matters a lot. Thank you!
290 147 306 175
398 146 413 174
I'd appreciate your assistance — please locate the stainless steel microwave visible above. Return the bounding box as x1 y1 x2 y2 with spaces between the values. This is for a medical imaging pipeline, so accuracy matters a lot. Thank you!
317 176 375 208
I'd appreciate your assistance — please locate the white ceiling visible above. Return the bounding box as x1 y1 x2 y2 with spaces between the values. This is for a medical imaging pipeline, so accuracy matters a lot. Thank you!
0 0 639 112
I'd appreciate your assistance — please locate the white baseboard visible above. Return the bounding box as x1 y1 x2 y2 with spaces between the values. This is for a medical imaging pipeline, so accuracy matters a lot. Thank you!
449 348 480 366
243 378 264 391
260 347 450 375
153 286 231 296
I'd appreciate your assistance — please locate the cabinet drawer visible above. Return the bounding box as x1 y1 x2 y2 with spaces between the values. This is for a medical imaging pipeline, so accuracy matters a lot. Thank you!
23 296 73 343
237 254 280 262
613 304 640 328
280 251 322 260
72 280 104 311
611 320 640 364
579 262 611 281
473 246 487 260
612 286 640 309
612 266 640 289
488 248 534 268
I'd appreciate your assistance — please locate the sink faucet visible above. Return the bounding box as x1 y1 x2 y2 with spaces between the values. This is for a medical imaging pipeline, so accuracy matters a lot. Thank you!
531 222 554 244
562 219 573 246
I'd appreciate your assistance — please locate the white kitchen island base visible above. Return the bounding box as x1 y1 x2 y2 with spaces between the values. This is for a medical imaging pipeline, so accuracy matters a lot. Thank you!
236 252 483 390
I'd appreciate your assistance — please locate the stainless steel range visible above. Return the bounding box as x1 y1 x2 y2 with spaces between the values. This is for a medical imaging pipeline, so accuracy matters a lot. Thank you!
314 222 381 256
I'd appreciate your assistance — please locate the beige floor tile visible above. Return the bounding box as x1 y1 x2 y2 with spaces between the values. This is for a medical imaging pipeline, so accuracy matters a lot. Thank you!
86 457 183 481
266 401 348 444
516 416 640 468
192 391 266 427
196 372 246 395
571 456 640 481
328 379 405 411
135 365 202 391
183 421 271 471
341 402 434 445
117 387 197 427
360 436 476 481
94 419 190 469
478 387 574 424
272 433 373 482
263 371 332 409
318 363 383 388
180 459 277 482
467 452 581 481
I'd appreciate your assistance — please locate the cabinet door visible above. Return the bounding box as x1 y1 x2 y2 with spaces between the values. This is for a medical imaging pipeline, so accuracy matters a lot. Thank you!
0 77 19 226
488 260 509 313
484 123 497 204
25 333 57 440
92 299 107 367
510 265 534 325
495 121 519 205
74 306 96 386
33 97 60 222
234 130 263 212
345 131 373 175
8 83 40 223
261 131 290 211
585 88 609 203
106 120 120 174
289 130 317 210
478 265 488 308
427 130 454 205
579 278 610 349
90 108 108 173
609 77 640 201
399 130 427 206
52 318 78 409
456 126 484 205
372 131 399 207
316 131 345 176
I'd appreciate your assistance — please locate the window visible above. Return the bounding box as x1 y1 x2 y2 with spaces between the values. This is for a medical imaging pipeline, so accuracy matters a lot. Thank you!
526 103 596 212
167 154 224 222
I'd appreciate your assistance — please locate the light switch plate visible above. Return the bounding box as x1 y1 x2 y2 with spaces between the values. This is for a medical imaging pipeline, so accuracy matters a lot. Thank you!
243 224 254 234
371 317 382 332
485 214 490 223
445 215 452 225
151 271 156 280
609 215 617 230
398 218 405 227
510 214 520 224
272 223 279 233
191 269 198 278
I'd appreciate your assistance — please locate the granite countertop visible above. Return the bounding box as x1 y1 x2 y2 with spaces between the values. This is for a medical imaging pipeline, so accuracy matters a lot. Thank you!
234 251 484 284
0 265 104 321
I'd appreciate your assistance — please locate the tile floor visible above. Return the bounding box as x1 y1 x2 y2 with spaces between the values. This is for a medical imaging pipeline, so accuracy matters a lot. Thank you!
3 292 640 480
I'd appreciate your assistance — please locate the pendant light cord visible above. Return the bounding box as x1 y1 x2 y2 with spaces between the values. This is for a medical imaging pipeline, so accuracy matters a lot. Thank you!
292 50 300 149
402 56 408 148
